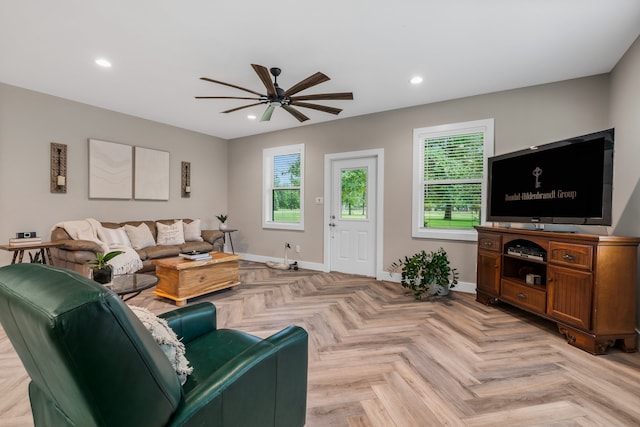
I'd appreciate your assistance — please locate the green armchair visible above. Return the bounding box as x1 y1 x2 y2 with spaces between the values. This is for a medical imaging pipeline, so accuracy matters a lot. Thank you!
0 263 308 426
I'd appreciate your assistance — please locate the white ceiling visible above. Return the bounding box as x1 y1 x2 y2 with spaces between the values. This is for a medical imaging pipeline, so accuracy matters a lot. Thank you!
1 1 640 140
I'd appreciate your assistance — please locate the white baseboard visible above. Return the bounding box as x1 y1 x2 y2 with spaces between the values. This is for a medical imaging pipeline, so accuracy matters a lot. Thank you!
238 252 325 272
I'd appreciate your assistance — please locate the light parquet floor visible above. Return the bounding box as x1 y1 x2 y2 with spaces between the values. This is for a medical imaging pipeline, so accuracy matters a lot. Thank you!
2 261 640 426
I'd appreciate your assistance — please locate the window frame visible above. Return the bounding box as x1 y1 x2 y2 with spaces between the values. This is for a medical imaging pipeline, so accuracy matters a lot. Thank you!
262 143 305 230
412 119 494 241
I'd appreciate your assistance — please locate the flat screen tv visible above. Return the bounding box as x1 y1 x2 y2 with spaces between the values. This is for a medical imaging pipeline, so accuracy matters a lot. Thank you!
487 128 614 226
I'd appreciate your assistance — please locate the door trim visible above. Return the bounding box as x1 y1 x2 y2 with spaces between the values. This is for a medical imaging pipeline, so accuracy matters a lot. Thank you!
323 149 384 279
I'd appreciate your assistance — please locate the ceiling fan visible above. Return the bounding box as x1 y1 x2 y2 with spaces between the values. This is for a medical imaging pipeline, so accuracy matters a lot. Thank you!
195 64 353 122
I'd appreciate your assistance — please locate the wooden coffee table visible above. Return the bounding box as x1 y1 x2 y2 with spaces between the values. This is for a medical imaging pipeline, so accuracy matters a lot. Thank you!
152 252 241 306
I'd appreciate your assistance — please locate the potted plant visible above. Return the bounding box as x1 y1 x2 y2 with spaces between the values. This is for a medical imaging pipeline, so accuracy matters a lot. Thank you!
87 250 123 284
389 248 458 300
216 214 228 230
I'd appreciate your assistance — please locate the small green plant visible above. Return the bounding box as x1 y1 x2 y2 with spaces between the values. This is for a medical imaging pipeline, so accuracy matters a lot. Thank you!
389 248 458 300
87 251 123 284
87 251 124 270
215 214 228 223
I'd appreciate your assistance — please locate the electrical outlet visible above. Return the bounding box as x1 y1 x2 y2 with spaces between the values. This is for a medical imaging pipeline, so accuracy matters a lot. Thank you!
295 245 301 253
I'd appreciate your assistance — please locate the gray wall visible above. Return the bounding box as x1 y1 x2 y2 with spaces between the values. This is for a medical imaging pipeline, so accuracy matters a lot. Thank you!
228 75 611 283
0 83 228 266
610 35 640 326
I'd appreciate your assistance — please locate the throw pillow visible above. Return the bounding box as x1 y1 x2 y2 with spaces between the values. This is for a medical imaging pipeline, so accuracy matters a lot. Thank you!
98 226 132 248
183 219 204 242
129 306 193 385
156 220 185 245
124 223 156 250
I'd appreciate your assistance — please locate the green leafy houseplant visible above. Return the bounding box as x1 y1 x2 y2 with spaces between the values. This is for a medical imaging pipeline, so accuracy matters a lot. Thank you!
216 214 228 230
389 248 459 300
87 250 123 284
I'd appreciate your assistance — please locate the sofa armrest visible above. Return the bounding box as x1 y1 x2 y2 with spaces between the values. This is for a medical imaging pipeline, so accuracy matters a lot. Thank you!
169 327 308 427
54 239 103 252
265 326 308 427
201 229 224 246
159 302 217 343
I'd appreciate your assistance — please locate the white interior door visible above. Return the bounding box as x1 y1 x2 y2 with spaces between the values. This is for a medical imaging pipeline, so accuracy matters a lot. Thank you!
329 157 377 276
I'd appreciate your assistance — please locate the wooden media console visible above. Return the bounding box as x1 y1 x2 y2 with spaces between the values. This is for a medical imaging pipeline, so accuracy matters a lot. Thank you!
475 226 640 354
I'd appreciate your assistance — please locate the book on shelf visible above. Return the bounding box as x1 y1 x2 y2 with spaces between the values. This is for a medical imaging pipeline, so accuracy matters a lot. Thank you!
8 237 42 246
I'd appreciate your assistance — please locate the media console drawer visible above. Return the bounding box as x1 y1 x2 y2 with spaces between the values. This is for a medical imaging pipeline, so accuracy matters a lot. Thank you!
549 241 593 270
500 280 546 315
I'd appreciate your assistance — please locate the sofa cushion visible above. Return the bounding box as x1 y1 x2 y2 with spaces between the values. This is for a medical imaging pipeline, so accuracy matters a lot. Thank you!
156 220 185 246
144 245 181 260
183 219 204 242
125 223 156 250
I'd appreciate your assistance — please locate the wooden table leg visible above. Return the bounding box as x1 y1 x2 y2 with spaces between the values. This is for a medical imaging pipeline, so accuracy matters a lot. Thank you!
17 250 25 263
11 251 18 264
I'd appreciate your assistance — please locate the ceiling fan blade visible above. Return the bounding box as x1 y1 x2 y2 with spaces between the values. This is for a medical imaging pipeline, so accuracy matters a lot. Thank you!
282 105 310 122
284 72 330 97
290 92 354 101
251 64 277 98
195 96 262 100
200 77 264 97
222 102 266 114
261 105 276 122
290 101 342 115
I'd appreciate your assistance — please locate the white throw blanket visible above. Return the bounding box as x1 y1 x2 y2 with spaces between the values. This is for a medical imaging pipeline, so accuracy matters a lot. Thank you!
52 218 143 275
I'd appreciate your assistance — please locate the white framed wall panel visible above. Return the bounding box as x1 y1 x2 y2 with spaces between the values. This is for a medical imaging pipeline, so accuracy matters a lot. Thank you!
88 139 133 199
134 146 170 200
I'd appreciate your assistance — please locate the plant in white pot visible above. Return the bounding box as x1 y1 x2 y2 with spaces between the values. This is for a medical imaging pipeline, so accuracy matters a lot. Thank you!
216 214 228 230
87 250 123 284
389 248 458 300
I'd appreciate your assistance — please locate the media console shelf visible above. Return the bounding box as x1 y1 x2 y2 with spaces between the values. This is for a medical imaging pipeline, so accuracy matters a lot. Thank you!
475 226 640 354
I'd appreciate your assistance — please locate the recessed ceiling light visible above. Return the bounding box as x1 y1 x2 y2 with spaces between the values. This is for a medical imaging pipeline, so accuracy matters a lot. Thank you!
95 58 112 68
247 114 257 120
410 76 423 85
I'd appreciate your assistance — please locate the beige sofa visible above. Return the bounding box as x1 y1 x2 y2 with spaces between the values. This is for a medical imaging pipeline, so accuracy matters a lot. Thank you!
50 219 224 277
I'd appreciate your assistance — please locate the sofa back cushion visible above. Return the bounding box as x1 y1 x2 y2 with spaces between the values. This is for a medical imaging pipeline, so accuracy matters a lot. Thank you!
156 220 186 246
124 223 157 250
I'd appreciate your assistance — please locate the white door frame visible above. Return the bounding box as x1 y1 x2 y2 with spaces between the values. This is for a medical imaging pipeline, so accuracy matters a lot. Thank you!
323 149 384 279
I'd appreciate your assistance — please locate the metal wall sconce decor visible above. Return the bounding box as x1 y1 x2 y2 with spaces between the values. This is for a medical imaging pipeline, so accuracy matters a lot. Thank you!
50 142 67 193
181 161 191 198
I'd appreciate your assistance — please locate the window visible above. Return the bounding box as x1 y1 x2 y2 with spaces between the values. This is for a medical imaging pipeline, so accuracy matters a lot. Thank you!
263 144 304 230
412 119 494 241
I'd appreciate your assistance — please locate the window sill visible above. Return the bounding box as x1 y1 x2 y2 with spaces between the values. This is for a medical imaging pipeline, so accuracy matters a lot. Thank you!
262 222 304 231
411 227 478 242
